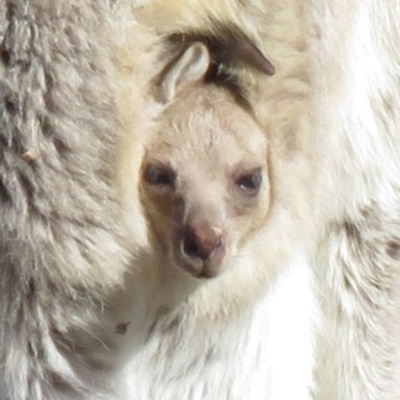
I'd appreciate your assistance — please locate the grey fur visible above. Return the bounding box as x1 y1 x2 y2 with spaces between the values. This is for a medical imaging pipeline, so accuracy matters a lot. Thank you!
2 1 400 399
310 1 400 397
0 1 134 399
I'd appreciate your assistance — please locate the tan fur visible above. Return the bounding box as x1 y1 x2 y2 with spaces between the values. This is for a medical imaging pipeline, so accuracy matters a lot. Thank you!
0 1 151 399
2 0 400 399
121 1 400 399
115 4 319 398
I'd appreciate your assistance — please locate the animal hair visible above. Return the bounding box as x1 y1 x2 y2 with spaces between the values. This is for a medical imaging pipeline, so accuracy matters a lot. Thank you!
1 0 400 399
0 1 151 399
309 1 400 399
126 1 400 399
156 28 272 110
118 4 319 399
0 0 319 399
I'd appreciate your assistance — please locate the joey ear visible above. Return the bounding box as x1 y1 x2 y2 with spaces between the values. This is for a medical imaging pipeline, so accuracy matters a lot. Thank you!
159 42 210 103
168 24 275 78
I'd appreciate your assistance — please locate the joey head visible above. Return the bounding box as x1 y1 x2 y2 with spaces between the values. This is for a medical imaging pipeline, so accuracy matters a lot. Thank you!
140 42 271 279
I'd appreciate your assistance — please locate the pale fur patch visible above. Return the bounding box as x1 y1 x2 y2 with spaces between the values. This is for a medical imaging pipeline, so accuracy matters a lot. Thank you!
2 0 400 399
124 249 317 400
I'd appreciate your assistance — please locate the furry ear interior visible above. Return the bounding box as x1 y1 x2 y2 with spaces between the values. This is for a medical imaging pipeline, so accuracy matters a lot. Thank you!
159 42 210 103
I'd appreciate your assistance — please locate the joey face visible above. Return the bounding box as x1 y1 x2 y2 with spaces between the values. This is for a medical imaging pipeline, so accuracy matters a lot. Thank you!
140 86 270 279
138 39 272 279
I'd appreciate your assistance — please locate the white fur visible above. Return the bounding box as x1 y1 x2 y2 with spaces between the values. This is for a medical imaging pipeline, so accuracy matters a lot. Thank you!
123 249 317 400
125 1 400 399
309 1 400 399
114 12 319 396
2 0 400 399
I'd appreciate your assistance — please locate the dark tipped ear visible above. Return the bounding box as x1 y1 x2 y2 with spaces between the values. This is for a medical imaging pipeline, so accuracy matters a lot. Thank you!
230 31 275 76
210 24 275 76
159 42 210 103
169 23 275 77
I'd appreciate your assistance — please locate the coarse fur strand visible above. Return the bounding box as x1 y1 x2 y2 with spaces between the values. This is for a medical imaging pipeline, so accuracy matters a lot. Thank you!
1 0 400 400
0 1 151 399
119 1 319 399
125 0 400 399
310 1 400 399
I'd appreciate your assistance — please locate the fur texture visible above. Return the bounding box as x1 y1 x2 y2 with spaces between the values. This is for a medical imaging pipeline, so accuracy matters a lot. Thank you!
119 2 319 399
124 0 400 398
310 1 400 399
1 0 400 399
0 1 148 399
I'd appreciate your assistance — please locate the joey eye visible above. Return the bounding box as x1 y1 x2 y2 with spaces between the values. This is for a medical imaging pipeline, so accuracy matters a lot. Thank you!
143 164 176 187
235 169 262 193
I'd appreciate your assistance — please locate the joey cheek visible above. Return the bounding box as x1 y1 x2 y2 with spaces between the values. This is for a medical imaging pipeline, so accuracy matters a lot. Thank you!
228 184 268 217
228 187 271 246
140 188 185 250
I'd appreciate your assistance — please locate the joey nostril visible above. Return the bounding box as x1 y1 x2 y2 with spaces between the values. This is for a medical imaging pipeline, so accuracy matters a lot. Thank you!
183 224 224 261
183 229 201 259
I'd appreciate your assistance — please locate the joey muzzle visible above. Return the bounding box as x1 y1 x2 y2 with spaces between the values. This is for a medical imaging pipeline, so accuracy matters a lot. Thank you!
180 219 226 278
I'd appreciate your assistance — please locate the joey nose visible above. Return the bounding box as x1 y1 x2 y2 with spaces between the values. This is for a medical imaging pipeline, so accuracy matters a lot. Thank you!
183 222 224 261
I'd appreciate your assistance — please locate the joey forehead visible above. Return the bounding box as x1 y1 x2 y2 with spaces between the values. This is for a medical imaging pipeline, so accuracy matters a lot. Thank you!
151 87 268 168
